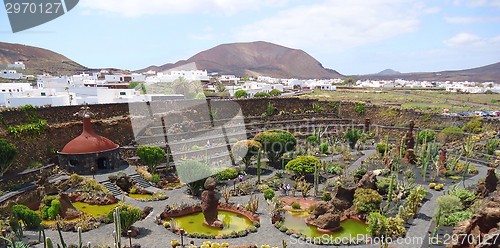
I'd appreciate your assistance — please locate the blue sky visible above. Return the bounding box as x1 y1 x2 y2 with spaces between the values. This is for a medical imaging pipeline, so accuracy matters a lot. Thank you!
0 0 499 75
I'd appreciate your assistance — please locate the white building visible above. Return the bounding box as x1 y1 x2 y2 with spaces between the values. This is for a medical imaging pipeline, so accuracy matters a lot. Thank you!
104 73 146 83
240 82 284 97
0 70 23 79
146 70 209 83
219 75 239 84
7 61 26 70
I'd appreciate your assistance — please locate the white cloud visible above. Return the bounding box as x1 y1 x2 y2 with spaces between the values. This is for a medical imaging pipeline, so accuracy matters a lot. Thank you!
445 16 500 24
452 0 500 8
79 0 288 17
234 0 425 50
444 32 500 47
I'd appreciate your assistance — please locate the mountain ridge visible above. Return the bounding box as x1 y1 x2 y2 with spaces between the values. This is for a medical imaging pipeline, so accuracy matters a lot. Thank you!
139 41 344 79
0 42 87 75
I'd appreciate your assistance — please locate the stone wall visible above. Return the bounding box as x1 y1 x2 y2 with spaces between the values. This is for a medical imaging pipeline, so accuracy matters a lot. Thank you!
0 97 492 174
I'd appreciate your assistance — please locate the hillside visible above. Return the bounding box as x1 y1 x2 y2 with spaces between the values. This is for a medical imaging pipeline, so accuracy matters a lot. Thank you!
140 41 343 79
357 62 500 82
0 42 87 75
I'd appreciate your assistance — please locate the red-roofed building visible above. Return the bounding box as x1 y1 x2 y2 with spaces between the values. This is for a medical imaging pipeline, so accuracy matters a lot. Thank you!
58 107 120 174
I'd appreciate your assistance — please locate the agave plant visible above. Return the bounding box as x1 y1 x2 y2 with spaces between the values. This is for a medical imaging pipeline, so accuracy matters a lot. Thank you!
344 129 363 149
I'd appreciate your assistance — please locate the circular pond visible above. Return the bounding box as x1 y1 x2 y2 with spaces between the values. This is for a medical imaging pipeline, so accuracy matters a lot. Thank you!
282 211 368 239
172 210 254 235
72 202 118 218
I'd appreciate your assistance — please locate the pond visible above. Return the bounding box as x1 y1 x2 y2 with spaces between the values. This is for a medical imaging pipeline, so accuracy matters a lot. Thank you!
172 211 253 235
128 193 154 200
72 202 119 218
282 211 368 239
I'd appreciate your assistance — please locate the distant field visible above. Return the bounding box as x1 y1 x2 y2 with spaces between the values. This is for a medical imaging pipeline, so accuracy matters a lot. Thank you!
302 89 500 113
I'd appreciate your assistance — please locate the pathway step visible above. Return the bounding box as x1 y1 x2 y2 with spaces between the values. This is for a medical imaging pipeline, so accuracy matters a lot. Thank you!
130 174 152 189
101 181 122 197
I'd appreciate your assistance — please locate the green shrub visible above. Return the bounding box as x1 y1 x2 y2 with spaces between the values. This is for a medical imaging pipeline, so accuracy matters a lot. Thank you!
232 140 262 169
176 160 213 196
353 188 383 214
485 138 499 155
263 189 275 201
321 192 332 201
291 202 301 209
47 199 61 220
41 206 49 220
442 210 473 226
234 89 248 98
319 142 329 154
344 129 363 149
463 117 482 133
449 188 477 208
107 204 143 232
376 177 397 192
354 169 367 181
285 156 320 176
254 92 271 98
214 167 239 181
439 126 464 142
254 130 297 164
327 165 343 175
367 212 387 237
368 213 406 239
436 195 463 218
11 205 41 230
150 173 160 184
136 146 165 173
386 217 406 238
376 143 387 156
269 89 282 96
354 102 366 114
418 130 437 144
0 139 17 177
306 135 319 146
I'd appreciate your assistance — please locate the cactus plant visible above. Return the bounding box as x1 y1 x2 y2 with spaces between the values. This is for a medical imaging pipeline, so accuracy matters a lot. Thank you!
77 227 82 248
113 207 122 248
56 222 67 248
45 237 54 248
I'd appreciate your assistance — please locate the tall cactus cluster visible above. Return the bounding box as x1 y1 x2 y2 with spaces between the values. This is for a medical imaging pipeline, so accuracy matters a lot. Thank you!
113 207 122 248
45 223 83 248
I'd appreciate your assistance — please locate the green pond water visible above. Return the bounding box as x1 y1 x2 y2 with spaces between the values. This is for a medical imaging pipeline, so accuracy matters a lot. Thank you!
72 202 118 218
282 211 369 239
128 193 154 200
172 211 253 235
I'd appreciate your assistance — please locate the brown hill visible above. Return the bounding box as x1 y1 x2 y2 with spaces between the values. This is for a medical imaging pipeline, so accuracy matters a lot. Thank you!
358 62 500 82
0 42 87 75
140 41 343 79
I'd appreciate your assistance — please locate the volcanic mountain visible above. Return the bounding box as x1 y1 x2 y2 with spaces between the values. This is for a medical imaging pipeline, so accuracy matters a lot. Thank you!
0 42 86 75
357 62 500 82
139 41 343 79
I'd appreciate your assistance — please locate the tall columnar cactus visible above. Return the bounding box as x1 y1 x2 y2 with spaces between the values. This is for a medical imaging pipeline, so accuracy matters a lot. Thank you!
256 148 262 184
77 227 82 248
45 237 53 248
56 222 67 248
313 163 319 196
113 207 122 248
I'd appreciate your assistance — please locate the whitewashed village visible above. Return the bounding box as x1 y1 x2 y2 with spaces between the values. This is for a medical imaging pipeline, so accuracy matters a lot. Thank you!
1 61 497 108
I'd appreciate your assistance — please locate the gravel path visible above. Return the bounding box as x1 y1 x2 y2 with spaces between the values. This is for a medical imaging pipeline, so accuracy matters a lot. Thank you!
25 148 486 248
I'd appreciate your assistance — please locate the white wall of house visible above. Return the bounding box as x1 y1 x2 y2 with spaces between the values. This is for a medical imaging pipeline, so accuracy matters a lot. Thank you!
0 83 31 93
7 61 26 70
0 70 23 79
146 70 209 83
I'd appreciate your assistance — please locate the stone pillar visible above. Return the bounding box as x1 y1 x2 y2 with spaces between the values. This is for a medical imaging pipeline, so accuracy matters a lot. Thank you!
364 118 371 133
